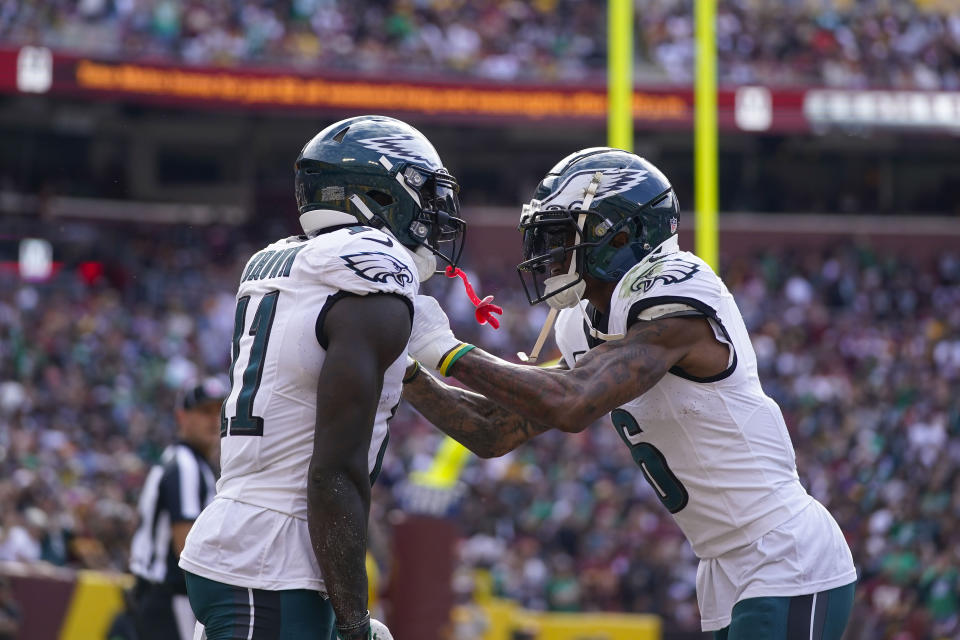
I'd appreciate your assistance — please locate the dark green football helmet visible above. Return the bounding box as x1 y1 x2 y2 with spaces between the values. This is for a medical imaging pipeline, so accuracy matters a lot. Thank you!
517 147 680 306
295 115 464 270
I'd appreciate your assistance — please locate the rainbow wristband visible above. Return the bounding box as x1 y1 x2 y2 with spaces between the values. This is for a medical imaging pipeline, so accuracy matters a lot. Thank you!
438 343 476 377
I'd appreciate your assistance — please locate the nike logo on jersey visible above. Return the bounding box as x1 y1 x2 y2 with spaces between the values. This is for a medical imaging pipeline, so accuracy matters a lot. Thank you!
645 250 680 264
340 251 415 287
627 258 699 294
363 236 394 247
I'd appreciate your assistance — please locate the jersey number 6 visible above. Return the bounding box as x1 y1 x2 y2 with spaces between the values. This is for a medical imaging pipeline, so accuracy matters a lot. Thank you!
611 409 689 514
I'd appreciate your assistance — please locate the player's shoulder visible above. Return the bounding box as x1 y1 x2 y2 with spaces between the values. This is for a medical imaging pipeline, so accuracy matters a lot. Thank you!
609 250 722 328
303 225 419 296
617 251 718 302
619 250 713 297
238 235 310 284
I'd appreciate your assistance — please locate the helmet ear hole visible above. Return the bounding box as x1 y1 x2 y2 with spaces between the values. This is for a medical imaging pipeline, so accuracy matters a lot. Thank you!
366 190 394 206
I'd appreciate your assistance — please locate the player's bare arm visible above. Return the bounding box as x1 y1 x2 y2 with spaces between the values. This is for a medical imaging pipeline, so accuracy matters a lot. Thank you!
454 316 718 432
307 294 411 636
412 294 728 434
402 366 551 457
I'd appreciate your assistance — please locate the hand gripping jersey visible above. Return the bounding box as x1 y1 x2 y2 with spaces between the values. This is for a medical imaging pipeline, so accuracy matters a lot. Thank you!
555 247 815 559
180 226 417 592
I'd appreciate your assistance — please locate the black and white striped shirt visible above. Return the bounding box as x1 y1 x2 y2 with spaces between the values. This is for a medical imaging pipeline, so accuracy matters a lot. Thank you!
130 442 216 592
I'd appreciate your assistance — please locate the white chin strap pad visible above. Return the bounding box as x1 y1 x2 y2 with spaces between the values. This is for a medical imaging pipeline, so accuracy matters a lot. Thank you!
543 275 586 310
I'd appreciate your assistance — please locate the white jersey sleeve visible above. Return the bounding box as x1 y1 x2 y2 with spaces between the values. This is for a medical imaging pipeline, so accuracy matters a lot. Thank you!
608 252 719 333
303 228 418 347
308 228 418 299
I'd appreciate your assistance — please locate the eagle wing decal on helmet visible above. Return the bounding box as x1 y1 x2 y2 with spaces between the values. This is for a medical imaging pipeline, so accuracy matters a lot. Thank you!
539 168 649 210
340 252 415 287
597 169 650 200
628 258 700 294
357 134 432 165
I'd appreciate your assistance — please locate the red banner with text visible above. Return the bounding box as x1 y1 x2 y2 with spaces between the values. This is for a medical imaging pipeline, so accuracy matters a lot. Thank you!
3 46 958 132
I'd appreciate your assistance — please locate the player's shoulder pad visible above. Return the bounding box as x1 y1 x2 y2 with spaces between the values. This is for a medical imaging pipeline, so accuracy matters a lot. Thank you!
608 250 721 334
554 302 590 369
303 225 419 298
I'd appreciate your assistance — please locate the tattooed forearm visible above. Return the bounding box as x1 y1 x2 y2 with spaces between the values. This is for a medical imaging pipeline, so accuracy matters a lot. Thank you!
403 369 550 457
446 319 685 432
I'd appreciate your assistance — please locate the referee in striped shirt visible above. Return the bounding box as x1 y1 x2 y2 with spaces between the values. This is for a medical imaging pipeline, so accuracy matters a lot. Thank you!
129 376 228 640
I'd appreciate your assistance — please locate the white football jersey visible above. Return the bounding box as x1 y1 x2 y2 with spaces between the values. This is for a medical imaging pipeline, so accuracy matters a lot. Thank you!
555 245 817 559
180 225 417 591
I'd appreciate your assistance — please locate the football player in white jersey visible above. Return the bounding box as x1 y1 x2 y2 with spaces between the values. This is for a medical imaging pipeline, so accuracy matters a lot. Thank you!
179 115 464 640
402 148 857 639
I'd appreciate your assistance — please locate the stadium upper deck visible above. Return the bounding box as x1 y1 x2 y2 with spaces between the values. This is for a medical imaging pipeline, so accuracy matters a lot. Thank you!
2 0 958 89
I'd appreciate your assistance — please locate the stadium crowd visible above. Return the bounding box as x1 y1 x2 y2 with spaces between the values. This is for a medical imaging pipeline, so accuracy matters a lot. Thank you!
2 0 959 89
0 220 958 638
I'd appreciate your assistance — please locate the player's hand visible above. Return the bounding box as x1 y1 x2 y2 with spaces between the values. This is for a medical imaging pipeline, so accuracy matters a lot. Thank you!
409 295 461 371
337 617 393 640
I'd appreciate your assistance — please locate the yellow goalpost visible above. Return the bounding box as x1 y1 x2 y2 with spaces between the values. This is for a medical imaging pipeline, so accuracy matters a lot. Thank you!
694 0 719 270
608 0 718 270
607 0 633 152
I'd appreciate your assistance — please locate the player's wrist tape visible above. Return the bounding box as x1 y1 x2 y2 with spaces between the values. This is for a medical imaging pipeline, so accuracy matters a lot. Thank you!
438 342 475 376
336 611 370 638
402 360 422 384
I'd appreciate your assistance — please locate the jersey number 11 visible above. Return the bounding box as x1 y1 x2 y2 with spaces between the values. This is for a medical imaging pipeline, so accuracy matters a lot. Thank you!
220 290 280 438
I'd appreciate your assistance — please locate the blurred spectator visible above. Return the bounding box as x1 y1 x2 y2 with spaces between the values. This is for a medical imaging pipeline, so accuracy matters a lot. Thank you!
1 1 958 89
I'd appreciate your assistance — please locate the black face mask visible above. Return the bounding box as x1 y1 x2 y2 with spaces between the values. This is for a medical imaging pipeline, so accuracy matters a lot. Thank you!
400 165 466 269
516 209 592 305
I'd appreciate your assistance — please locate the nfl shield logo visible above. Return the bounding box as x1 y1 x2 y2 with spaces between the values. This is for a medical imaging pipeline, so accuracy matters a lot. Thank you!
670 216 678 234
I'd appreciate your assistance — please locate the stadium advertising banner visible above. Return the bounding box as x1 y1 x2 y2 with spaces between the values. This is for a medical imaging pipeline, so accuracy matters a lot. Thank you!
2 46 958 132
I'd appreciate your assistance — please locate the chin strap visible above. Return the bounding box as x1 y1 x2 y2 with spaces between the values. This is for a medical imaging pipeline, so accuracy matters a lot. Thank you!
348 194 375 225
577 302 625 341
517 307 559 363
444 266 503 329
580 172 602 212
571 173 624 341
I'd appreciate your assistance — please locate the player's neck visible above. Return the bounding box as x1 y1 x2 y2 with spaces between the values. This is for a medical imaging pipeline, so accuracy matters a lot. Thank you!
584 279 617 315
